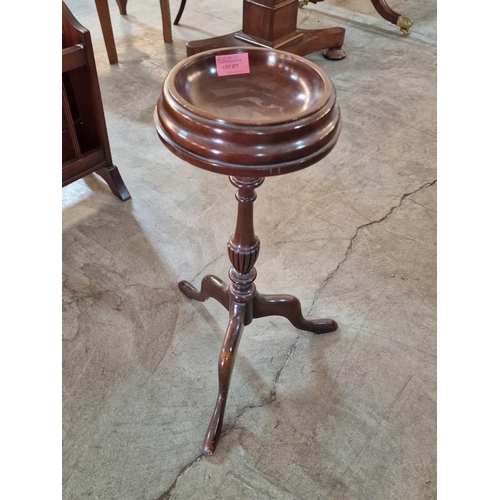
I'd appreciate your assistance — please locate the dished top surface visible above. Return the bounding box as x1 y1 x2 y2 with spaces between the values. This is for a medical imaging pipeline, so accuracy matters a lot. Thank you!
166 47 333 127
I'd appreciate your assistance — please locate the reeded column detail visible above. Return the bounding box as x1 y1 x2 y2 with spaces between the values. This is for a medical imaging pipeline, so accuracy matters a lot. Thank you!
227 177 264 302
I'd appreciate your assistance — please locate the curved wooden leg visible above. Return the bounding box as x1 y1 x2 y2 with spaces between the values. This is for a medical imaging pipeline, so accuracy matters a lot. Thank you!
179 275 230 311
203 301 246 455
369 0 413 36
253 292 337 334
96 165 131 201
115 0 128 15
173 0 187 25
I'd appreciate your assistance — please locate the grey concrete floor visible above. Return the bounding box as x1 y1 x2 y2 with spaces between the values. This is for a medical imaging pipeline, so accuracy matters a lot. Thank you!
62 0 436 498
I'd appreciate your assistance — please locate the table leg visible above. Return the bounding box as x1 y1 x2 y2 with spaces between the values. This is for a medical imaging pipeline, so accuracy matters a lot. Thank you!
369 0 413 36
202 301 246 455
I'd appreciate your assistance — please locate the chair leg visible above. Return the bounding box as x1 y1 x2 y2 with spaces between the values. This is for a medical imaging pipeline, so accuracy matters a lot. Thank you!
369 0 413 36
94 0 118 64
115 0 128 15
159 0 173 43
173 0 187 25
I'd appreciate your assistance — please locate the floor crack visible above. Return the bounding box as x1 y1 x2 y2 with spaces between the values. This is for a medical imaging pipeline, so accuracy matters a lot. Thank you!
219 329 303 437
270 333 301 401
154 331 302 498
156 454 204 500
308 180 437 314
191 252 226 282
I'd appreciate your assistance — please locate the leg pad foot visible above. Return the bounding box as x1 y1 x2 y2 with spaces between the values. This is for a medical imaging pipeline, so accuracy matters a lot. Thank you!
323 47 346 60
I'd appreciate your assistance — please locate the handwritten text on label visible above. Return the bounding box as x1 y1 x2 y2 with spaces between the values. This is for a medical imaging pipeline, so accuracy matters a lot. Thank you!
215 53 250 76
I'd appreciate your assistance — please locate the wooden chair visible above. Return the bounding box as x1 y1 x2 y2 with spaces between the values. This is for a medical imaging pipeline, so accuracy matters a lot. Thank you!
94 0 172 64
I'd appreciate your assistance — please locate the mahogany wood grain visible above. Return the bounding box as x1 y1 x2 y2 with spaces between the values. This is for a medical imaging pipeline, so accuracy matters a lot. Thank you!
155 48 341 177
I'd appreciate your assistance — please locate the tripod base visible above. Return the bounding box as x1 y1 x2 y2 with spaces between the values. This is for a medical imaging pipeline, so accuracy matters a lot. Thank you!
179 274 337 454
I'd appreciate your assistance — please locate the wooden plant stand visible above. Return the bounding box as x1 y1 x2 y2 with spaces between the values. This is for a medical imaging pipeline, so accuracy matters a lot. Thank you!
155 47 342 454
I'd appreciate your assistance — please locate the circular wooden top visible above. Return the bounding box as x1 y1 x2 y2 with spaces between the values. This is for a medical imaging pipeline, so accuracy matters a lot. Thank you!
155 47 341 177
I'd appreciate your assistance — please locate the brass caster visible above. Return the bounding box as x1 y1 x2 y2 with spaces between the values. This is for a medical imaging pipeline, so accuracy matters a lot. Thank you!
397 16 413 37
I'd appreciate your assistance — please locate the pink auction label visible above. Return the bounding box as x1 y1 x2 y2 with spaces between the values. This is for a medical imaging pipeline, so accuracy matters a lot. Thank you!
215 53 250 76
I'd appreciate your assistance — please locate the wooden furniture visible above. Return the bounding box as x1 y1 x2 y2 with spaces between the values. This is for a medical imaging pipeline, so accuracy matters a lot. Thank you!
94 0 172 64
369 0 412 36
173 0 413 60
155 47 341 454
63 2 131 201
183 0 346 60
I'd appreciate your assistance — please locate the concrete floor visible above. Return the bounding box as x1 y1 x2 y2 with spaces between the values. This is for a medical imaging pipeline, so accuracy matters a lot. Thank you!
62 0 436 498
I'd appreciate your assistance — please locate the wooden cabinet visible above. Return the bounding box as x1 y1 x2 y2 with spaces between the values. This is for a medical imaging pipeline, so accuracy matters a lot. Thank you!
62 1 130 201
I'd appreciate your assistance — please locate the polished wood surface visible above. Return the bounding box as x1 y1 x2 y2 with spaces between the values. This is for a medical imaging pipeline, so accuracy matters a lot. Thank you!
63 2 131 200
155 47 341 177
155 47 340 454
184 0 345 59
